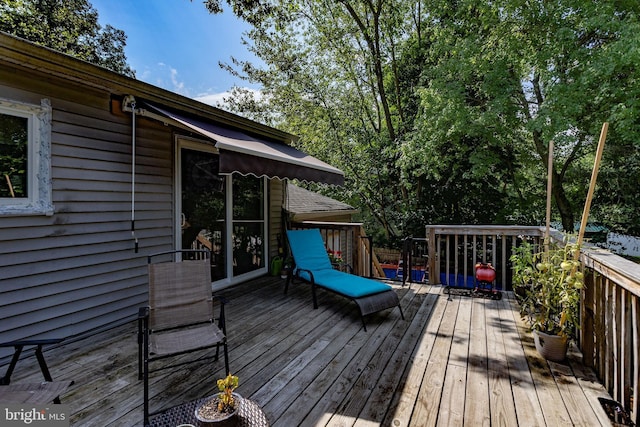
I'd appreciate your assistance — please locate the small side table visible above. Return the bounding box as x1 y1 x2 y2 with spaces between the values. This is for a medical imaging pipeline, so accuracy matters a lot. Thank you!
150 395 269 427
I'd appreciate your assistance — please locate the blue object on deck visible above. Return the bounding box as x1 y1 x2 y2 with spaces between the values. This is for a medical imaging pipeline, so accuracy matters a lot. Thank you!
382 265 425 281
296 268 392 298
440 273 475 289
382 267 396 279
285 228 404 331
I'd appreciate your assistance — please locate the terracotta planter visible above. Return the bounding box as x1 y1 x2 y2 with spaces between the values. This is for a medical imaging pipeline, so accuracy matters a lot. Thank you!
194 393 242 427
533 330 568 362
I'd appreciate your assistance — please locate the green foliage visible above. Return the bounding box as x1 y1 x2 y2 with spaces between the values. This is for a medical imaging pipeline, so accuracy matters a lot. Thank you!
216 373 239 413
0 113 28 198
0 0 134 77
510 239 582 338
207 0 640 242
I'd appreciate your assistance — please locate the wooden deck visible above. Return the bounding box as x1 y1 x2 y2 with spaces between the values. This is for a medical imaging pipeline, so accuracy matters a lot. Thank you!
7 276 615 426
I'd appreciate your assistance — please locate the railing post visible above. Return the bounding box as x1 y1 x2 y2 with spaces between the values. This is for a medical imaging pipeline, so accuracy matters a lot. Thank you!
359 235 374 278
401 237 411 286
427 227 437 285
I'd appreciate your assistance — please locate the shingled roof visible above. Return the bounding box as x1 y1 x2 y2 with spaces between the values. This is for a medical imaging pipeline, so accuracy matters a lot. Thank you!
285 183 358 221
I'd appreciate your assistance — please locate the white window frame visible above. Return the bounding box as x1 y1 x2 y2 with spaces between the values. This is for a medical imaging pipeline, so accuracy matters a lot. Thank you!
0 98 53 216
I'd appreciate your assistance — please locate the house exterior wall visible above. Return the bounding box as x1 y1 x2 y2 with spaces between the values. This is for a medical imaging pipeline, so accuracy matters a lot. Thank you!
0 65 177 357
269 178 285 258
0 36 292 360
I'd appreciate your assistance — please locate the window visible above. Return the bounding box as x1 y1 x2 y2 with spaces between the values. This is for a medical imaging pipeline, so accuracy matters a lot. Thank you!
0 98 53 215
232 175 266 276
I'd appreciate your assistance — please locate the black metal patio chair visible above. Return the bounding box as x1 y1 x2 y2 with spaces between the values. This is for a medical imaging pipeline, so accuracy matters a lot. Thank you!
138 250 230 426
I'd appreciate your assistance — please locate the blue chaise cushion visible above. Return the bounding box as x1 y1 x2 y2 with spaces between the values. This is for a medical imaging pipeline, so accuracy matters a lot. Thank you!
287 228 333 271
286 229 393 298
298 269 392 298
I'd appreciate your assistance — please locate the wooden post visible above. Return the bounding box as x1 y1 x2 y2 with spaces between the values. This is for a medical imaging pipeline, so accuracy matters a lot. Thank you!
577 122 609 247
545 140 554 247
4 174 15 197
427 226 437 285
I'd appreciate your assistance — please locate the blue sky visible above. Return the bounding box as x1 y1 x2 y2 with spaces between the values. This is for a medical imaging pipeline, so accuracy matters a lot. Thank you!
90 0 260 106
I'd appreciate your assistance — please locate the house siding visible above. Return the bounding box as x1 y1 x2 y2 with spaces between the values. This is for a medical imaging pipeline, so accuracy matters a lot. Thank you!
269 178 285 258
0 71 175 358
0 34 309 363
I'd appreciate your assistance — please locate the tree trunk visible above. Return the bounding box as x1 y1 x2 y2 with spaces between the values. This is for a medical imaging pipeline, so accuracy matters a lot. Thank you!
552 171 575 232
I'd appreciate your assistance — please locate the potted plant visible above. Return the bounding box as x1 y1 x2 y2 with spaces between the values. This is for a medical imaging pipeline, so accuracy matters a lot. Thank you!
327 248 344 270
194 373 241 427
510 238 583 362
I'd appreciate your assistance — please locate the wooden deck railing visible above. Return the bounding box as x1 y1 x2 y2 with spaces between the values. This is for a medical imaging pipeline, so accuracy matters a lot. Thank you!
425 225 546 290
287 222 640 420
289 221 376 277
580 245 640 424
425 224 640 424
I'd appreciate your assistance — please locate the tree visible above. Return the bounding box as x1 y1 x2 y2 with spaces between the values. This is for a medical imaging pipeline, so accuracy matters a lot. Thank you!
0 0 135 77
405 0 640 232
206 0 421 242
205 0 640 239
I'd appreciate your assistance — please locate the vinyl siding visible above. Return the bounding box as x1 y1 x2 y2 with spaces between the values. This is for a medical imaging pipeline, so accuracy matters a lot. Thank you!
0 35 291 363
0 75 174 359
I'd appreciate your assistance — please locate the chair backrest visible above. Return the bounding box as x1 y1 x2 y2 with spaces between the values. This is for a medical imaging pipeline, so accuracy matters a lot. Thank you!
286 229 333 272
148 258 213 330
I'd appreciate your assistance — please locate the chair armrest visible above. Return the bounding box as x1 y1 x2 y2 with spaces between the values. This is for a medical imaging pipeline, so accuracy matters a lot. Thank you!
296 268 316 284
138 306 150 319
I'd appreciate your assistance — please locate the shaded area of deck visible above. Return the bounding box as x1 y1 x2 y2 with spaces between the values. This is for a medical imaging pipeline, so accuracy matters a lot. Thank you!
7 276 613 426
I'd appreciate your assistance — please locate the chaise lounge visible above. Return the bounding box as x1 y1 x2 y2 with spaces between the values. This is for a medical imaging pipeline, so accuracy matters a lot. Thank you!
285 228 404 331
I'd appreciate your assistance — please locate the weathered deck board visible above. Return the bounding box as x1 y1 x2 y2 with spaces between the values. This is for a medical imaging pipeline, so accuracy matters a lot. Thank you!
485 295 519 427
497 295 546 426
463 296 490 427
4 276 615 426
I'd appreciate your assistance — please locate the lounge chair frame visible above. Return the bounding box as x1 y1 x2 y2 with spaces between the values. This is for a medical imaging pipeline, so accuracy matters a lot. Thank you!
284 229 404 331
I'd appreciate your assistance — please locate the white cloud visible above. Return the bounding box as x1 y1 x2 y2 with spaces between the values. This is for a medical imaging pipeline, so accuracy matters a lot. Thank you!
194 91 232 106
169 67 185 94
142 62 188 96
194 87 264 108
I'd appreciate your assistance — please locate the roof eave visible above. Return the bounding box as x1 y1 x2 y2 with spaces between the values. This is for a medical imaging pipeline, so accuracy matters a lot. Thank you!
0 31 298 144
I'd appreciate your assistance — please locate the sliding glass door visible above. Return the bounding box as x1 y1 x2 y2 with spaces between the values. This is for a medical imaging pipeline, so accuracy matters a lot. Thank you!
232 175 265 276
180 144 227 280
178 138 267 285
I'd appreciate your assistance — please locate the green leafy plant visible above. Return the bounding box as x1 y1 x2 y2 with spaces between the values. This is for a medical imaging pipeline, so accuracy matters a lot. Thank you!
216 373 239 413
510 238 583 339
